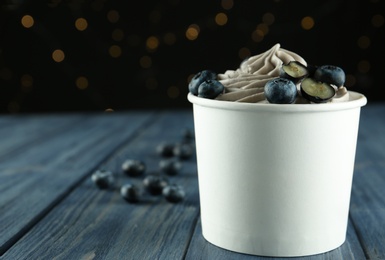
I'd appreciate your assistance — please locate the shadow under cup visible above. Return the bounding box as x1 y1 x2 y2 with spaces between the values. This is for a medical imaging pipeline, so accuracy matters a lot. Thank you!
188 91 367 257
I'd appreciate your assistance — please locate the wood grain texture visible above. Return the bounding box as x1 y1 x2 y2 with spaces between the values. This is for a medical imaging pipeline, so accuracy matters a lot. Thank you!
0 113 85 159
1 111 200 259
0 112 155 255
349 104 385 260
0 104 384 260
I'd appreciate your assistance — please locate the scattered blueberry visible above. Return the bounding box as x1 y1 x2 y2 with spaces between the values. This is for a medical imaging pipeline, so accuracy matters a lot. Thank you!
181 128 195 143
120 183 141 203
280 61 308 84
159 158 183 176
162 184 185 203
173 143 194 160
198 80 224 99
156 142 175 157
264 78 297 104
314 65 345 87
143 174 169 195
91 170 114 189
189 70 217 95
122 159 146 177
300 77 336 103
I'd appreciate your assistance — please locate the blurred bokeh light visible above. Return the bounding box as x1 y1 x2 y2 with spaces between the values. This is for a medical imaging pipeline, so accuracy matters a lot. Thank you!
0 0 384 113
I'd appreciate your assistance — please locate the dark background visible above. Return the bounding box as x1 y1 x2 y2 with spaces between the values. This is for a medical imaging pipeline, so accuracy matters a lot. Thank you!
0 0 384 113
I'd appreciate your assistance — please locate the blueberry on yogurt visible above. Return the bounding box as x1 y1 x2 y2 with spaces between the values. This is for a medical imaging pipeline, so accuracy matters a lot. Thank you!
197 80 224 99
300 77 336 103
280 61 309 84
314 65 345 88
189 70 217 95
264 78 297 104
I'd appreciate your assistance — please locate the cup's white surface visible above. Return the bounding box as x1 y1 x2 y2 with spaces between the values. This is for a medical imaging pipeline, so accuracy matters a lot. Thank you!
188 92 367 257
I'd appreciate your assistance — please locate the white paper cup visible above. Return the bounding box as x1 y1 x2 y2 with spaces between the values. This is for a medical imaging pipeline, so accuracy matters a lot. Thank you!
188 91 367 257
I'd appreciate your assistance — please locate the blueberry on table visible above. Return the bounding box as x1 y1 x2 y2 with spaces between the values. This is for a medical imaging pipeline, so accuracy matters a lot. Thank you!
189 70 217 95
122 159 146 177
156 142 175 157
300 78 336 103
162 184 185 203
91 170 114 189
120 183 141 203
173 143 194 160
264 78 297 104
181 128 195 143
159 158 183 176
198 80 224 99
143 175 169 195
314 65 345 87
280 61 309 84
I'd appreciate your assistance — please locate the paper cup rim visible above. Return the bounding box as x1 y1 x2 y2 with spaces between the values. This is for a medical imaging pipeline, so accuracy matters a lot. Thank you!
188 91 367 113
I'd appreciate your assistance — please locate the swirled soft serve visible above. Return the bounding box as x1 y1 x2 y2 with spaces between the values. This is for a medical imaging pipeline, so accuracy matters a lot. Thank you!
188 43 349 104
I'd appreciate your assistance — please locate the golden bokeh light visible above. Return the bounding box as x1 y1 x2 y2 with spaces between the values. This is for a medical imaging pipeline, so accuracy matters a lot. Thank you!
109 45 122 58
21 15 34 28
52 49 65 62
221 0 233 10
167 86 180 99
76 76 89 90
104 108 114 112
371 14 384 27
75 18 88 31
301 16 315 30
251 29 264 42
257 23 269 35
139 55 152 68
107 10 120 23
186 24 200 41
357 35 371 49
215 13 228 26
146 36 160 51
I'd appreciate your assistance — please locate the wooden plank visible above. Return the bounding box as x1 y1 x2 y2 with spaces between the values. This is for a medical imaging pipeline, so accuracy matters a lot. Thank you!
185 218 366 260
349 104 385 259
0 111 155 255
1 110 201 259
0 113 85 159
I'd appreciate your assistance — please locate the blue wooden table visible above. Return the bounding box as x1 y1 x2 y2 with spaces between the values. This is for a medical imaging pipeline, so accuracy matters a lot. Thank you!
0 105 384 260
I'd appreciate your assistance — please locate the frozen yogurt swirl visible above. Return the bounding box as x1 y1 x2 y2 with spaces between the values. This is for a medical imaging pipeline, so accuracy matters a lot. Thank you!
216 43 349 103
